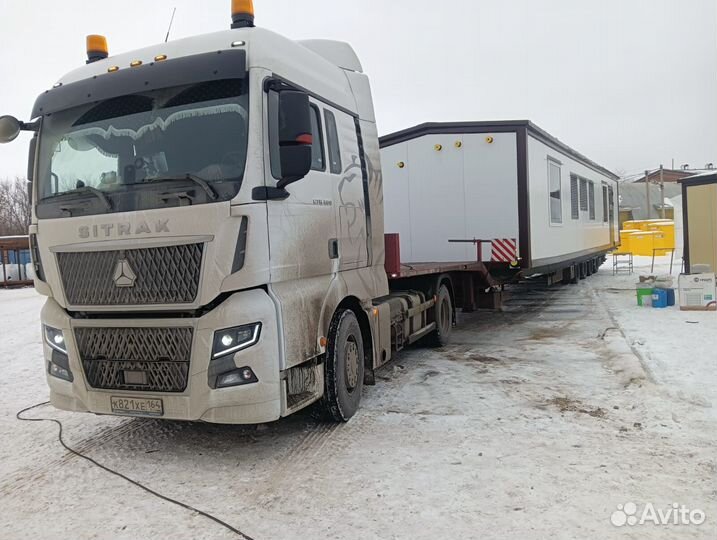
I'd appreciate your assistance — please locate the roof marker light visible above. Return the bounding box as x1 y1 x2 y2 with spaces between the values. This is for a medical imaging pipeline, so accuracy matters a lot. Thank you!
130 60 143 68
107 65 119 73
154 54 168 62
86 34 109 64
231 40 246 47
231 0 255 29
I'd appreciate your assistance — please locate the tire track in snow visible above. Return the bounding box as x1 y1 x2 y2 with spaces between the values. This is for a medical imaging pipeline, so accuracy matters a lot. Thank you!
250 413 374 507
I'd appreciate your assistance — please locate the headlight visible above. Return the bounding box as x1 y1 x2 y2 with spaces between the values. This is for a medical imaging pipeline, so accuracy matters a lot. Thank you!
212 323 261 359
44 325 67 355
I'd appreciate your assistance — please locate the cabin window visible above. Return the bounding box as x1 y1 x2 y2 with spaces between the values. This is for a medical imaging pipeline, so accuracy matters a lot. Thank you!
309 105 325 171
588 181 596 220
570 175 579 219
324 109 342 174
548 159 562 224
602 184 609 222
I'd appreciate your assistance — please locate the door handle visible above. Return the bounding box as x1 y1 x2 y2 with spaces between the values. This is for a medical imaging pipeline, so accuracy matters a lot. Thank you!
329 239 339 259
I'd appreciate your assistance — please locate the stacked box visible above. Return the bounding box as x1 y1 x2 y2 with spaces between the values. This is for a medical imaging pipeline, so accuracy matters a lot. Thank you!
678 273 717 311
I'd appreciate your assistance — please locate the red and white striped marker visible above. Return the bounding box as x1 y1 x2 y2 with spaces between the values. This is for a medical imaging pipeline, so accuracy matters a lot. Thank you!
491 238 517 263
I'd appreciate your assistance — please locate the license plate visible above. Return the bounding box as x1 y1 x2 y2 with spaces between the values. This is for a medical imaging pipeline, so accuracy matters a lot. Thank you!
110 396 163 417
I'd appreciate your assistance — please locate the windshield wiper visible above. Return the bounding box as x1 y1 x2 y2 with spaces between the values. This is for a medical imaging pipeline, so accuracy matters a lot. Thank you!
146 174 218 201
53 186 112 212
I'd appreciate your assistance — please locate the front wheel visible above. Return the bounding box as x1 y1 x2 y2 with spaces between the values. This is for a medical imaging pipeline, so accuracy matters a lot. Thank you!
321 309 364 422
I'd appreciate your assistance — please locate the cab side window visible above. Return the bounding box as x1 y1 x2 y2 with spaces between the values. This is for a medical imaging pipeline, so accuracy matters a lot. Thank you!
309 104 325 171
324 109 342 174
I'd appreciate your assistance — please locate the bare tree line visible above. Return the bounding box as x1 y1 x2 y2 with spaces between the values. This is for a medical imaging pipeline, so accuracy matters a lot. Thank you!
0 178 31 236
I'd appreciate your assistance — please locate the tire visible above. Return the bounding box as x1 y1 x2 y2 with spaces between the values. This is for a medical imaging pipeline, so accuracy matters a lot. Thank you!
321 309 364 422
426 284 453 347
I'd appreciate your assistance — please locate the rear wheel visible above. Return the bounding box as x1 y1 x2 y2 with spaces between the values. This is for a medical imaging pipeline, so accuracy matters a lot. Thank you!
426 284 453 347
322 309 364 422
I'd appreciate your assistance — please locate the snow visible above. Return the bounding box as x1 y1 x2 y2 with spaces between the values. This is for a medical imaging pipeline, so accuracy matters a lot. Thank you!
0 259 715 539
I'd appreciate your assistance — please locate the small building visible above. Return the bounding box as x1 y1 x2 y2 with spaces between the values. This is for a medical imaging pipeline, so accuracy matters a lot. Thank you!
682 172 717 273
633 168 705 185
0 236 33 287
619 168 717 225
619 182 676 224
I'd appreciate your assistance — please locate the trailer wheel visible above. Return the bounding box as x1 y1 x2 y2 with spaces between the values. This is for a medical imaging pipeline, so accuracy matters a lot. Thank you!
426 284 453 347
321 309 364 422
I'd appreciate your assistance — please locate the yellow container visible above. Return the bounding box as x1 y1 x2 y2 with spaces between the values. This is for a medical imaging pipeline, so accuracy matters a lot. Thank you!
629 231 661 256
640 221 675 255
622 220 643 231
616 230 637 254
624 219 671 231
620 220 675 255
654 230 675 255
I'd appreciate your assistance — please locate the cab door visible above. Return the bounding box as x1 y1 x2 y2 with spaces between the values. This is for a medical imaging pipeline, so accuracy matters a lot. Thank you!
323 106 369 271
265 92 337 283
264 86 339 369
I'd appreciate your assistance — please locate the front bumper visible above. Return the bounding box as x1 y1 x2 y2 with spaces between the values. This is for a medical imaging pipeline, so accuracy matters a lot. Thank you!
42 288 283 424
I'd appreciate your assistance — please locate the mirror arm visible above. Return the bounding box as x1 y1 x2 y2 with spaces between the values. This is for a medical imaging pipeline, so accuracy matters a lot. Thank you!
276 176 300 190
20 120 41 133
252 186 290 201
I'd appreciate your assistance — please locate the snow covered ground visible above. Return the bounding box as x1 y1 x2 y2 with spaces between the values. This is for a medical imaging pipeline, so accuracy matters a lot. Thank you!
0 256 715 540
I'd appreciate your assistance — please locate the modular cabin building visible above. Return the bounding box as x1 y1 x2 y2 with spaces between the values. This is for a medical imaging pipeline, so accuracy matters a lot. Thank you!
682 172 717 273
380 121 620 282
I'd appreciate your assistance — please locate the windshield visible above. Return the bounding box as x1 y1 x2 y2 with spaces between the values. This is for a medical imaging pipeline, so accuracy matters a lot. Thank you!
36 78 249 217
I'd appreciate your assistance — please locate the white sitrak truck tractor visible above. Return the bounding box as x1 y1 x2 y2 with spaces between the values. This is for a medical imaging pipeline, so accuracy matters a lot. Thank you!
0 1 618 424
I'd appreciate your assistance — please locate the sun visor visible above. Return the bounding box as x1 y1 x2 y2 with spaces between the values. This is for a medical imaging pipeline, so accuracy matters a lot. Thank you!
31 49 247 119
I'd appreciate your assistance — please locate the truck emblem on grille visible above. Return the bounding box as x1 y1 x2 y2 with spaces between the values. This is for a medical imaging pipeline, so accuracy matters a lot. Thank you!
113 257 137 288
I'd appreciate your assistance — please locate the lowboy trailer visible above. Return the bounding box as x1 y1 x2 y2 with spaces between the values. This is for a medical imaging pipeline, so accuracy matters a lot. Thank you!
0 1 617 424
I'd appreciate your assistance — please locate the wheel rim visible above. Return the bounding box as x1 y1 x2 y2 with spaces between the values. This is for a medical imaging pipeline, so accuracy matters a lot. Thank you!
344 337 359 392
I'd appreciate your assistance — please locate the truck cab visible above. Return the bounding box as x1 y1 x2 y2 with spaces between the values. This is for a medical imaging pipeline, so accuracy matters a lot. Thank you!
0 3 395 423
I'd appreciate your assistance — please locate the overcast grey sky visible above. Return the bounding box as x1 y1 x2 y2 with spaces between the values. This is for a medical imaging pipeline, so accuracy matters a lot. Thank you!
0 0 715 179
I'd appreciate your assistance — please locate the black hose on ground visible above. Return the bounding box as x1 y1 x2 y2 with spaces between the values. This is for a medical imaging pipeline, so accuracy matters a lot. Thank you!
16 401 254 540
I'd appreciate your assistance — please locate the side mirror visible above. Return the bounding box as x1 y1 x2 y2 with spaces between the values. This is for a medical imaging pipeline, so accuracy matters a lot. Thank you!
0 115 22 144
276 91 313 189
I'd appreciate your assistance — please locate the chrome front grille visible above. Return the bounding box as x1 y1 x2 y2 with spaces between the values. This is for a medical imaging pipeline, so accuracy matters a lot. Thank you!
75 327 193 393
56 243 204 306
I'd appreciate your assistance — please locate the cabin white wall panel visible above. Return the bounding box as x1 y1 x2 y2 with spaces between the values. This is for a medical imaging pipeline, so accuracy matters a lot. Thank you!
527 135 615 263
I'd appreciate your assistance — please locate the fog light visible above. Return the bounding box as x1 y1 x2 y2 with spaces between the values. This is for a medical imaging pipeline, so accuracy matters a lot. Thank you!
49 361 73 382
216 367 258 388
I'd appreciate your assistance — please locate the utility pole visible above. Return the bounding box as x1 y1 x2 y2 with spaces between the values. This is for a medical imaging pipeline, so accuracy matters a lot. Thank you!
645 169 651 219
659 164 665 219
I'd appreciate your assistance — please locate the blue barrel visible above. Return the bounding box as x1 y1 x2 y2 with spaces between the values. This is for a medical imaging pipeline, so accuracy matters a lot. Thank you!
652 289 669 308
665 288 676 306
